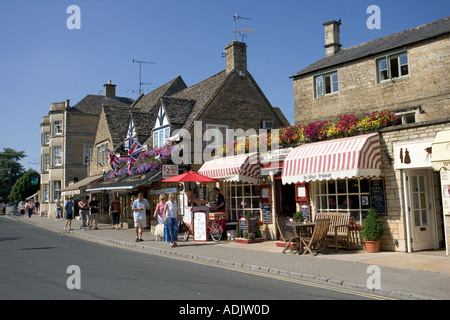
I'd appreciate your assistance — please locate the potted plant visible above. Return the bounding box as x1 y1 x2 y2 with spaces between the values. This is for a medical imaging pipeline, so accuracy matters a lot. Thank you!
361 208 385 253
293 211 304 222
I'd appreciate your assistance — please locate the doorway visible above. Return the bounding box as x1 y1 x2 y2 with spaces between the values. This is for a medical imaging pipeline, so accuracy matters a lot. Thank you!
275 179 296 218
408 169 437 251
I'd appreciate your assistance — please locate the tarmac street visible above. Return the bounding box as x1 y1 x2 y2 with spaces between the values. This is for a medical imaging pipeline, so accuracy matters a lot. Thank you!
3 213 449 300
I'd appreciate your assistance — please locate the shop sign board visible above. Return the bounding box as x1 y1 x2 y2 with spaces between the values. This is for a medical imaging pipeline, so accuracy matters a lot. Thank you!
394 140 433 170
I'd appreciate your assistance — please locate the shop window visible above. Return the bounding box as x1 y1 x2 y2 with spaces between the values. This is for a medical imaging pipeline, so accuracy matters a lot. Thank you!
226 182 260 221
312 179 371 225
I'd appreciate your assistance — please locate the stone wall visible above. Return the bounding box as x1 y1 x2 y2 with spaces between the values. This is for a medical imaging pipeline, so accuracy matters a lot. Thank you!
293 36 450 124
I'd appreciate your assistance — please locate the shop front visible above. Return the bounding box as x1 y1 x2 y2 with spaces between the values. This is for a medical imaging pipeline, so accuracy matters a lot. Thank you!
431 126 450 255
281 133 383 248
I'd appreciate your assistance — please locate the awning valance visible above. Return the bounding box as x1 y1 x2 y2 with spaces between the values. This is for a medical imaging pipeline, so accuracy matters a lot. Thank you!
61 175 104 195
198 152 261 184
282 133 382 184
86 171 161 192
432 127 450 171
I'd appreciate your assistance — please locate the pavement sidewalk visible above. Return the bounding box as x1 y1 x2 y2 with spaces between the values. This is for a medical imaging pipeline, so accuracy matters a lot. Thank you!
6 213 450 300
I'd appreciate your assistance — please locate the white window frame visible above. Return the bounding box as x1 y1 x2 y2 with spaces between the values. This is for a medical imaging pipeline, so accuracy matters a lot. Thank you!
314 71 339 98
53 181 61 201
153 126 170 149
97 144 108 166
53 121 63 135
226 182 261 221
43 154 50 171
377 51 409 83
53 146 62 167
44 184 49 202
312 179 371 225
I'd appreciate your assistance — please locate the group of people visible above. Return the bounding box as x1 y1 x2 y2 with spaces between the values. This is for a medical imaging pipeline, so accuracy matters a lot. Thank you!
57 195 101 232
131 192 179 247
17 200 40 219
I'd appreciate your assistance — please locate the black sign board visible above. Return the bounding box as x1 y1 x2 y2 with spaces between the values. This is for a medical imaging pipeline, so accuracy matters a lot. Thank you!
262 204 272 224
248 218 259 235
370 179 387 214
239 218 248 237
300 205 310 222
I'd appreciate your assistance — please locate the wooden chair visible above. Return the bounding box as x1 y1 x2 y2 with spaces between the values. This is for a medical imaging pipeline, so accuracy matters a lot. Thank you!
300 218 330 256
276 217 301 254
315 212 351 252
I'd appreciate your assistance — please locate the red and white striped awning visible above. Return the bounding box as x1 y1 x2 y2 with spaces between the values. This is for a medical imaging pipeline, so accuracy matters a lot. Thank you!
198 152 261 184
282 133 381 184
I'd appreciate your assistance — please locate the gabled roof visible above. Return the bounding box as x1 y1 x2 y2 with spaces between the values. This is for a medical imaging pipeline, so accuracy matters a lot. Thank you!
101 105 156 150
292 16 450 78
160 97 196 127
70 95 134 115
170 70 230 130
133 76 187 113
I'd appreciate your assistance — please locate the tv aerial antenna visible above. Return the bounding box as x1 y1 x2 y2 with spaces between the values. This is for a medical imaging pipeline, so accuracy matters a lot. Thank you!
233 13 254 42
132 59 156 95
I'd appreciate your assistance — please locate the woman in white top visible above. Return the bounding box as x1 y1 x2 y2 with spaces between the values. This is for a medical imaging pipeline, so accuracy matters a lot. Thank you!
163 193 178 247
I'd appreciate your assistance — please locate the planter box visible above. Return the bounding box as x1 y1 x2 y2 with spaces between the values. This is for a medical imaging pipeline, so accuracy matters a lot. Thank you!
234 237 265 244
275 241 298 248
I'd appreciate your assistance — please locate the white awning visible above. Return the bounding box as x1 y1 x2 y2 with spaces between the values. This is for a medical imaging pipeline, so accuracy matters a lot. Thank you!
282 133 382 184
198 153 261 184
432 127 450 171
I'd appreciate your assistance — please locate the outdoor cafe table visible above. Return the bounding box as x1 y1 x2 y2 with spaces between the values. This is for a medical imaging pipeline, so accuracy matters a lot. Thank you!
286 222 315 254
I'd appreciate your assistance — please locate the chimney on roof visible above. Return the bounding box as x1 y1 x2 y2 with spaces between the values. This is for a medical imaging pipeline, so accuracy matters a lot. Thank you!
104 80 116 97
323 20 342 56
225 40 247 74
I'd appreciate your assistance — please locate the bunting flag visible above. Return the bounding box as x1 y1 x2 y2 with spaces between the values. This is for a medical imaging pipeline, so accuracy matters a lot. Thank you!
127 136 144 174
105 147 121 172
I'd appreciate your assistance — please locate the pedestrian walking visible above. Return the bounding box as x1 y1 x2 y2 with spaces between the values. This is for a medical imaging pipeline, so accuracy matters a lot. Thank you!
19 201 26 219
132 192 150 242
88 195 100 229
26 200 34 218
34 200 40 216
163 193 179 247
153 194 166 225
55 200 62 220
64 196 74 231
79 197 89 231
109 197 121 230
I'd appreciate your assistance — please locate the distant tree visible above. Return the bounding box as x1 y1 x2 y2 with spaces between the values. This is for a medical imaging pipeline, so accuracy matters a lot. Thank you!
8 170 40 203
0 148 26 202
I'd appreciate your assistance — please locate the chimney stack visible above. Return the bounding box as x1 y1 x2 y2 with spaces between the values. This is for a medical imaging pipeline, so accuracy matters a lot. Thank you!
323 20 342 56
104 80 116 97
224 40 247 74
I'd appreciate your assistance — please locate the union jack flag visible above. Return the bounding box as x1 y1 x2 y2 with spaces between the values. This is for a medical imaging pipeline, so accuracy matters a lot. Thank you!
105 147 121 172
127 136 144 174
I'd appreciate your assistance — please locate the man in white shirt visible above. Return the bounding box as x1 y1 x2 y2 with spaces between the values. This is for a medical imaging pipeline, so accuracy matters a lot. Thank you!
132 192 150 242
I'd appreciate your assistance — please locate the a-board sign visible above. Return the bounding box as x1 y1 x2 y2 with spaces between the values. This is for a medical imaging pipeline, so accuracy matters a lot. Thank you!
248 218 259 234
300 204 310 222
262 204 272 224
239 218 248 237
370 179 387 214
239 217 260 237
193 211 207 241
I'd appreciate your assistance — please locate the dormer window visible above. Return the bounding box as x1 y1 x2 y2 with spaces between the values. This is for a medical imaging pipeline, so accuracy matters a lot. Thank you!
377 52 409 83
315 71 338 98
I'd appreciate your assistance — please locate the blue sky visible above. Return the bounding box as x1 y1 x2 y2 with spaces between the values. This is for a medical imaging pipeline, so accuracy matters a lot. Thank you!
0 0 448 172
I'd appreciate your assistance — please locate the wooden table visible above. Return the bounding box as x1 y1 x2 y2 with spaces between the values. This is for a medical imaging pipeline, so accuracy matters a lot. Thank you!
286 222 315 254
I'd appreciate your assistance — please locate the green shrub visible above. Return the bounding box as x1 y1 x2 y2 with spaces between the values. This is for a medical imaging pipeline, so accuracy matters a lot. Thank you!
361 208 384 241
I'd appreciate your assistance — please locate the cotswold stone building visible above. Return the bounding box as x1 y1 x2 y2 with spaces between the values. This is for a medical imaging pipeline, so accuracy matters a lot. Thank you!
39 82 133 218
287 17 450 252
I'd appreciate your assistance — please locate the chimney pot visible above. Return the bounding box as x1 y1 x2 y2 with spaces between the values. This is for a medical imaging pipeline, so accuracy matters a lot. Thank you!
104 80 116 97
224 40 247 74
323 20 342 56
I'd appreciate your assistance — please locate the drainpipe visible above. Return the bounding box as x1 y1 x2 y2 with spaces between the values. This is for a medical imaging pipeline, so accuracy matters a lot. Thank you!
402 169 412 253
